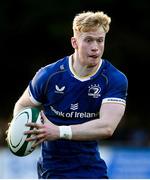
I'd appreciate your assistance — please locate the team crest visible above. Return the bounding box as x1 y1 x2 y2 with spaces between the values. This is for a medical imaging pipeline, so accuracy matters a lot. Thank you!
88 84 101 98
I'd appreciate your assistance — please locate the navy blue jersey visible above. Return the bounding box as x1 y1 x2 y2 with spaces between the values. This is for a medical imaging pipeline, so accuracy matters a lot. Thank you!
28 55 128 177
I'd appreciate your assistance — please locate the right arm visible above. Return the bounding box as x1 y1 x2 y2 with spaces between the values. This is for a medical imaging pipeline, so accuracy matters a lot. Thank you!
13 66 48 117
5 87 40 142
13 87 40 117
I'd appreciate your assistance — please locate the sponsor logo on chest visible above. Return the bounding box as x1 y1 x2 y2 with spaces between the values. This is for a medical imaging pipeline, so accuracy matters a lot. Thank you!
54 84 101 98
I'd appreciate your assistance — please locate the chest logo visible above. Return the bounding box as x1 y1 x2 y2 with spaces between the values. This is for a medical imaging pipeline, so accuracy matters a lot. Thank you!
70 103 78 110
55 85 65 94
88 84 101 98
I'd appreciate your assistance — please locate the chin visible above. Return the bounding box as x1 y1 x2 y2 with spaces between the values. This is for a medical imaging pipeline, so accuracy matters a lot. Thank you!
87 63 98 68
89 60 100 67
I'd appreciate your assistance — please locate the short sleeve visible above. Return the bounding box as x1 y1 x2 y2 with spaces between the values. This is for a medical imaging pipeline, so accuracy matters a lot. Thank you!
28 67 48 105
102 71 128 105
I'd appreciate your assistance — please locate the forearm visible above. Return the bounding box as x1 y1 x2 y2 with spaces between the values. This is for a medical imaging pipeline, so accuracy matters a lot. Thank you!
71 118 113 141
70 104 125 141
13 88 38 117
13 102 25 117
25 103 125 145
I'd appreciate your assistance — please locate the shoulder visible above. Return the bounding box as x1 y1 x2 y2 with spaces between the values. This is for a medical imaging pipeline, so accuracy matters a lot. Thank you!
101 59 128 102
104 59 128 87
41 56 68 74
31 56 68 85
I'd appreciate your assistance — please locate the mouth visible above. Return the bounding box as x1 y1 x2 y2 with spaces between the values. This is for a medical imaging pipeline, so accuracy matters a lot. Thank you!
88 55 99 59
87 55 100 67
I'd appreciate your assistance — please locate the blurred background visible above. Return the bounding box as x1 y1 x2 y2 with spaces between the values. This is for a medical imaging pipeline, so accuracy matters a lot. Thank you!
0 0 150 178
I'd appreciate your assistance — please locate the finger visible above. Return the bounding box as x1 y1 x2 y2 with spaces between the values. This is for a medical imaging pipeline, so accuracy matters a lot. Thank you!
5 130 8 135
26 132 45 142
40 111 46 120
40 111 49 124
40 111 44 124
24 128 45 135
36 133 46 140
5 137 8 142
24 130 36 135
32 138 45 148
26 136 37 141
25 122 38 128
25 122 43 129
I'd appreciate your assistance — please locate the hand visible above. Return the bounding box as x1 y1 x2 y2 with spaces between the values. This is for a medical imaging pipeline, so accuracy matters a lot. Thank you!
5 122 11 143
24 111 60 148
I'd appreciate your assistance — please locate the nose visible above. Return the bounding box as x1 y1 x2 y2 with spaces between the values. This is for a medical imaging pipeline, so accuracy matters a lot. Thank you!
91 41 99 51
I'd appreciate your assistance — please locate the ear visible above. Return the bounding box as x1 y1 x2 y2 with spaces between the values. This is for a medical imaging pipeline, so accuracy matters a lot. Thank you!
71 37 78 49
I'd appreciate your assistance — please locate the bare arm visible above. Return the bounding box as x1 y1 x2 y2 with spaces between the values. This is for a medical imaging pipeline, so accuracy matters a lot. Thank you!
13 87 40 116
25 102 125 147
71 103 125 140
5 87 40 141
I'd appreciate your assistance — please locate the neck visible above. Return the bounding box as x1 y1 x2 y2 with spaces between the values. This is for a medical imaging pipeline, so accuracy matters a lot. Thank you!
72 54 101 78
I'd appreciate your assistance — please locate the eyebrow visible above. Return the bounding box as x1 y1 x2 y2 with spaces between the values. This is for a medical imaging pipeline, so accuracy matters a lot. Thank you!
85 36 104 40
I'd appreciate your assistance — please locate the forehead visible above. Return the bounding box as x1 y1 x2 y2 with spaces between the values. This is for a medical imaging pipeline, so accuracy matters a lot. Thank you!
78 27 106 39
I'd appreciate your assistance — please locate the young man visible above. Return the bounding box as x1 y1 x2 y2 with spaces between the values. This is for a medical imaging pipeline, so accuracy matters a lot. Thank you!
12 11 128 178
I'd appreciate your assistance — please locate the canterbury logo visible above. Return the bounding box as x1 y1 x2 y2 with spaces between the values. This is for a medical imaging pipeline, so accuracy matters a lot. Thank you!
55 85 65 94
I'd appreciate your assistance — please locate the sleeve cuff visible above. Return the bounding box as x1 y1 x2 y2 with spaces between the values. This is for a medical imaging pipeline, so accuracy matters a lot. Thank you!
102 98 126 105
28 86 42 106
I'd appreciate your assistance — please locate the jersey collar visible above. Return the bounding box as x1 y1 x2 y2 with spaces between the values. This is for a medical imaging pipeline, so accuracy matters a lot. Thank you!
68 55 103 82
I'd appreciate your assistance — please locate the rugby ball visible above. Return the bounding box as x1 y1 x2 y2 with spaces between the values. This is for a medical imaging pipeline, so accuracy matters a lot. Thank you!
7 107 41 157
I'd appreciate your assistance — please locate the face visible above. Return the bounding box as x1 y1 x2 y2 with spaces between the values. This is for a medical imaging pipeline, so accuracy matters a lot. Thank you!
71 27 106 67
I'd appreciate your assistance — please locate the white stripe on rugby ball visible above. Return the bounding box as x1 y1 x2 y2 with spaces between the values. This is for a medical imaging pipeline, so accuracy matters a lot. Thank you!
8 107 41 156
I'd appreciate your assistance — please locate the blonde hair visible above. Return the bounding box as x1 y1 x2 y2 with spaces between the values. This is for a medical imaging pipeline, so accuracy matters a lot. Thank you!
73 11 111 35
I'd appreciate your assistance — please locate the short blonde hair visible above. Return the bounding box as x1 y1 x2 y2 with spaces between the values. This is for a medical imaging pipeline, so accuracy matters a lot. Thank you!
73 11 111 35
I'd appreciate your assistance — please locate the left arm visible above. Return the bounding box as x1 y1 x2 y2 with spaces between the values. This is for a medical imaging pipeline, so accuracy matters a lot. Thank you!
71 102 125 140
25 102 125 147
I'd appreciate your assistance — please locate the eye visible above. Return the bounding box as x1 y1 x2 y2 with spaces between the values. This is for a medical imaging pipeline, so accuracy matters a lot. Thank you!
97 38 104 43
85 38 93 43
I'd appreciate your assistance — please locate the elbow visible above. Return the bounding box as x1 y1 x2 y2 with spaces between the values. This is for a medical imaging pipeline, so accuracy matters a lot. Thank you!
104 126 115 138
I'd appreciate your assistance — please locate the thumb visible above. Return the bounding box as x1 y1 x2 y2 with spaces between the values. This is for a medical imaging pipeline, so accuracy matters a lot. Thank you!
40 111 50 124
